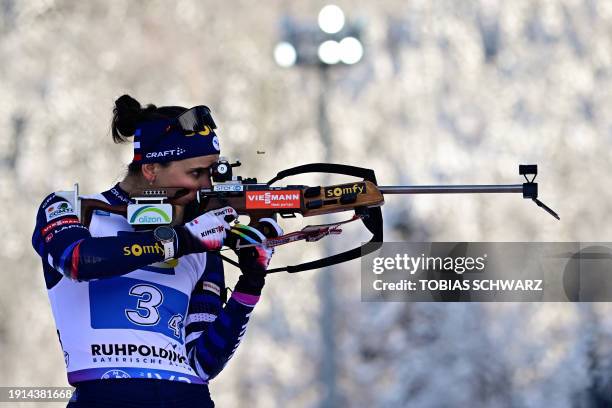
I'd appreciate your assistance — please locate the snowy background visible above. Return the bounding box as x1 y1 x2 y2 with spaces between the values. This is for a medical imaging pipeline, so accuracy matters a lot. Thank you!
1 0 612 407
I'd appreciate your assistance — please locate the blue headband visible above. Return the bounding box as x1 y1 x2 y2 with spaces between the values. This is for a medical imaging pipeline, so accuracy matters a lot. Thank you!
132 108 220 164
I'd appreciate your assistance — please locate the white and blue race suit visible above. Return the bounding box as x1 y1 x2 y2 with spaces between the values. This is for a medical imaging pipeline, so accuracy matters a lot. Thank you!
32 183 259 391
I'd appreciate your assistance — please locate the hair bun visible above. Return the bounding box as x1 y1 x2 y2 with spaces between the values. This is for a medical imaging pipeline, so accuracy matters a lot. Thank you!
110 95 171 144
115 94 142 115
112 94 144 141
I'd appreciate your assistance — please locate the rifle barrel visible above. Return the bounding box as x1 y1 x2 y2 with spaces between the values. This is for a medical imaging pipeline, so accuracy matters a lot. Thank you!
378 184 524 194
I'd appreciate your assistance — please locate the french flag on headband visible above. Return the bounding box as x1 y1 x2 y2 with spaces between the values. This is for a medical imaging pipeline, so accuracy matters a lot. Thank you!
132 129 143 162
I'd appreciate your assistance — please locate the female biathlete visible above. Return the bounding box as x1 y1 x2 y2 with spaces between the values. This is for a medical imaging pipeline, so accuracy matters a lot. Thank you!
32 95 281 407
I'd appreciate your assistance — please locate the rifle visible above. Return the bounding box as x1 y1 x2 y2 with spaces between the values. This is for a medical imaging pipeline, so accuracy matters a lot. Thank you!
59 161 559 274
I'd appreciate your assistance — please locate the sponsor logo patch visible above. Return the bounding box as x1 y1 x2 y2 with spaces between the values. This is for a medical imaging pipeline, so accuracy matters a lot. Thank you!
202 281 221 296
123 243 164 257
55 224 87 234
213 184 244 192
101 369 131 379
128 204 172 225
212 207 236 217
246 190 301 209
42 217 80 235
200 226 225 238
45 201 75 222
42 194 56 208
109 187 131 204
145 147 186 159
324 182 366 198
91 343 187 364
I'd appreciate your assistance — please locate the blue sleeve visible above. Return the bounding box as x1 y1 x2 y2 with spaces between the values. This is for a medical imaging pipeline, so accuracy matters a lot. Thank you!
32 193 167 284
186 253 259 382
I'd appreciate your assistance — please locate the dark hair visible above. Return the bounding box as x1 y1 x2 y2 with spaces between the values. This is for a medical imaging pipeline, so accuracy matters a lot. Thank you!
112 94 187 175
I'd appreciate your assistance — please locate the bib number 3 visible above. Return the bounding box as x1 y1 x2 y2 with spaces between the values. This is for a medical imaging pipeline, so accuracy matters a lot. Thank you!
125 285 184 338
89 278 188 343
125 284 163 325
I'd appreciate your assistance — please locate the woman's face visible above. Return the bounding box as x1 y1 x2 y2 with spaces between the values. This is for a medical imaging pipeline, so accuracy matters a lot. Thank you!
152 154 219 205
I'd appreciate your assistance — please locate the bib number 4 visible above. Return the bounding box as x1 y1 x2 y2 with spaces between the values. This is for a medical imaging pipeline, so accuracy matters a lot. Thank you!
168 314 184 338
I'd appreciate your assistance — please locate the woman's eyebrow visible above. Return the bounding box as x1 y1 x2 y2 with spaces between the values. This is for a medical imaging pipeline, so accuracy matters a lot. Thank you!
187 166 209 172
